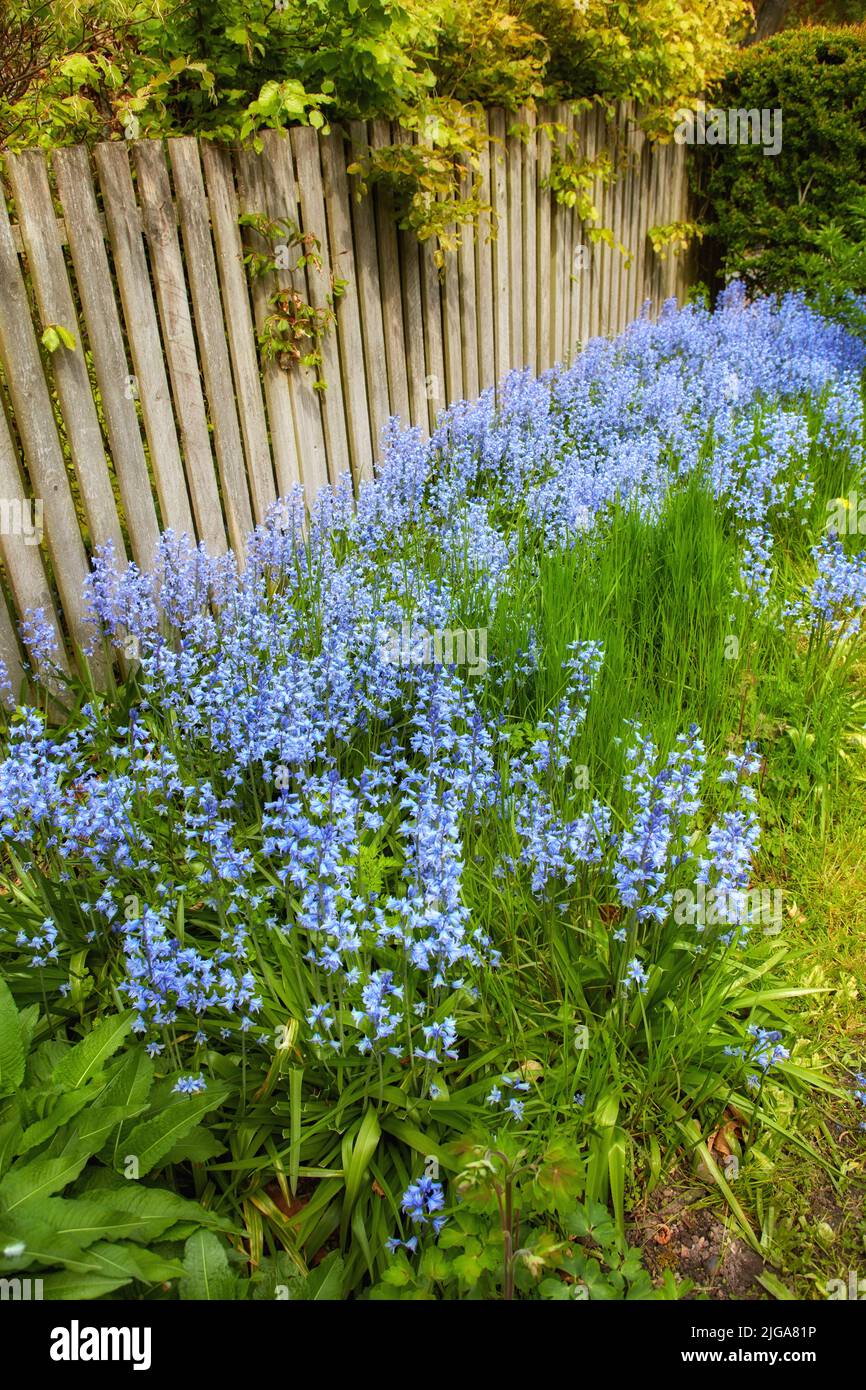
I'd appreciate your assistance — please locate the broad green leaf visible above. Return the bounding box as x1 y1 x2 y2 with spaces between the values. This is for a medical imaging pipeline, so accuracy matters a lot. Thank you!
0 1149 92 1210
16 1089 94 1156
179 1229 237 1301
75 1240 185 1286
96 1047 154 1113
72 1102 150 1154
119 1082 229 1176
52 1011 134 1090
40 1269 132 1300
69 1179 233 1236
0 978 24 1099
162 1126 226 1165
301 1250 343 1300
250 1252 305 1300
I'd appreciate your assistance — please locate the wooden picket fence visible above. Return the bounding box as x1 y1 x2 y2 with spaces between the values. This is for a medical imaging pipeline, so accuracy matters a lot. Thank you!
0 101 691 690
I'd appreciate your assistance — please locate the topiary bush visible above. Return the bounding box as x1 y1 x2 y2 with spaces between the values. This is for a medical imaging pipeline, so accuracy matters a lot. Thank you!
694 24 866 299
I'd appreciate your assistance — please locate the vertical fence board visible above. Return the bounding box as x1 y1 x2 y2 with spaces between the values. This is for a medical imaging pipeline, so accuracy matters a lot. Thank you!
562 105 576 362
674 142 692 304
597 108 614 339
132 141 227 558
551 104 568 362
506 113 524 370
0 396 68 674
201 143 276 521
420 239 446 434
610 105 626 339
6 151 126 563
632 124 652 322
261 131 330 501
347 121 392 457
536 108 552 372
235 146 303 500
392 128 429 433
52 146 160 570
168 137 253 555
573 107 592 349
475 111 495 392
94 143 194 541
0 191 96 667
664 144 679 303
489 108 511 384
457 174 479 401
522 107 537 375
370 121 411 428
441 240 462 406
291 127 352 484
0 580 25 696
320 128 375 477
624 107 642 326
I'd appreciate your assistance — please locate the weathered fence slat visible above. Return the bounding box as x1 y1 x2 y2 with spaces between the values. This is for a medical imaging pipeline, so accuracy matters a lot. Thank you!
489 108 511 383
346 122 391 455
522 107 538 376
475 110 495 393
563 105 577 362
52 146 160 570
292 126 352 486
0 395 68 676
572 107 591 350
260 131 329 504
441 193 463 407
420 236 446 434
370 121 411 429
0 188 97 671
6 151 126 563
551 104 568 363
200 142 276 522
94 142 194 541
132 140 227 559
169 137 254 555
0 580 25 696
536 108 552 372
507 113 524 370
320 129 375 479
235 145 303 501
393 128 429 433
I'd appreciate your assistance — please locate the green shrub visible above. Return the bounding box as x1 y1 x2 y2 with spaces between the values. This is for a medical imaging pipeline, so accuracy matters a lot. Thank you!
694 25 866 298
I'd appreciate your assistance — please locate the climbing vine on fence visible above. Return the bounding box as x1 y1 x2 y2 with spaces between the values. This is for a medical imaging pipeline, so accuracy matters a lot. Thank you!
239 211 346 387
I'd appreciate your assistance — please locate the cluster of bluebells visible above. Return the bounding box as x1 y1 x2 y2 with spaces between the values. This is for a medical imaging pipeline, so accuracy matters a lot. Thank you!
400 1175 447 1234
851 1070 866 1132
724 1024 790 1091
0 287 861 1081
787 535 866 640
486 1072 532 1122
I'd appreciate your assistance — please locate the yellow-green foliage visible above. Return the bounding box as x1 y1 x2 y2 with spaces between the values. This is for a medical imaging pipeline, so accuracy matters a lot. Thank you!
0 0 751 151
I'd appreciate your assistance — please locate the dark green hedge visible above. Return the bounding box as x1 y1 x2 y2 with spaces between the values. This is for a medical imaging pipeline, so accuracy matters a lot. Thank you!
694 25 866 296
